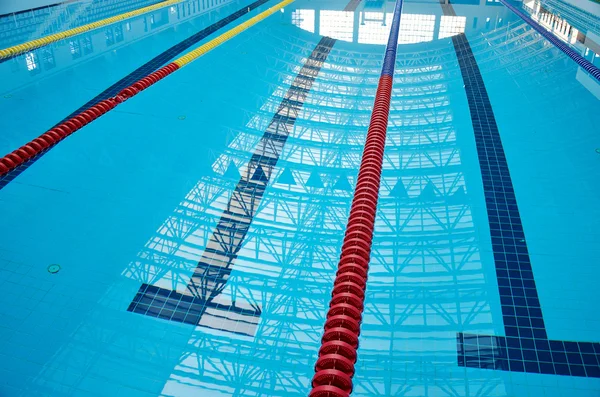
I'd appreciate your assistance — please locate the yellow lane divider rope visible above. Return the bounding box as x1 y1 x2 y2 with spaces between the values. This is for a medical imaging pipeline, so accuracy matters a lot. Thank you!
173 0 295 67
0 0 183 60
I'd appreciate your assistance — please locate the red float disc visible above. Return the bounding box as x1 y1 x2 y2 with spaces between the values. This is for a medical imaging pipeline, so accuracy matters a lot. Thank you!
322 327 359 348
45 131 60 141
75 115 88 126
312 369 353 393
325 315 360 334
33 138 49 149
6 153 22 164
332 281 364 299
315 354 355 376
309 385 349 397
319 340 357 362
341 238 372 254
29 141 42 151
1 157 16 168
336 263 368 278
63 120 77 131
343 228 371 242
334 273 366 290
330 293 364 310
328 303 362 320
22 145 36 156
340 244 370 261
344 223 374 236
53 126 69 137
70 118 82 129
15 149 30 160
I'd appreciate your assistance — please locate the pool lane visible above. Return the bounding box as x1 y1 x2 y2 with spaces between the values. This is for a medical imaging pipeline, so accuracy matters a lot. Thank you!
127 36 336 336
1 0 599 395
498 0 600 82
0 11 340 395
441 0 600 380
61 0 269 120
0 7 381 393
0 0 275 190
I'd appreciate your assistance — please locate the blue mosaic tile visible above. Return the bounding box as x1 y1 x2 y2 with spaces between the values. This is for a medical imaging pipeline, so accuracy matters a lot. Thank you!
442 0 600 379
128 284 261 336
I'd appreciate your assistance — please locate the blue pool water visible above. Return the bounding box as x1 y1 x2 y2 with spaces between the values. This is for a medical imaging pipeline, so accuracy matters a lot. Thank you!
0 0 599 396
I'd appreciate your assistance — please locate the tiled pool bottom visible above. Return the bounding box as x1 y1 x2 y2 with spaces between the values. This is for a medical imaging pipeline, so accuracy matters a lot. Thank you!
0 0 600 396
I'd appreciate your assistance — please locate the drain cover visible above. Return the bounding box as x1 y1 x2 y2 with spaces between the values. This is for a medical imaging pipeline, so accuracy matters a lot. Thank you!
178 115 186 120
596 148 600 154
47 264 61 274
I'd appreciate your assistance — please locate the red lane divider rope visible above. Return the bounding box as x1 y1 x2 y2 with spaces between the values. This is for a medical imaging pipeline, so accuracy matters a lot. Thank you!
0 62 180 177
309 74 395 397
308 0 402 391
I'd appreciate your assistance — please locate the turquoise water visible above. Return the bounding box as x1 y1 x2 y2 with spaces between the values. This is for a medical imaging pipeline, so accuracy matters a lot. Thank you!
0 0 599 396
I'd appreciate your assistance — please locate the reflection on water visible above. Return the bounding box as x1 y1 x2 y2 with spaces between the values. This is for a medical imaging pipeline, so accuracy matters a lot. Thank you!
2 0 598 395
524 0 600 67
0 0 160 48
0 0 234 92
291 0 510 44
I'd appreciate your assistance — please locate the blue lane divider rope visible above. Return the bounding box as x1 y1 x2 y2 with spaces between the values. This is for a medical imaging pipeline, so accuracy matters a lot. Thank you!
500 0 600 81
380 0 403 77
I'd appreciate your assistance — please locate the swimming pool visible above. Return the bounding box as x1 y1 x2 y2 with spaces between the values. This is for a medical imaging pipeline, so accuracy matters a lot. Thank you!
0 0 599 395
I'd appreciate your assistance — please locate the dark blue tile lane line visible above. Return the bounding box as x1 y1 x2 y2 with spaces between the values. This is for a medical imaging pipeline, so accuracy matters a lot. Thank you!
128 37 337 336
441 1 600 378
128 284 262 336
0 0 271 190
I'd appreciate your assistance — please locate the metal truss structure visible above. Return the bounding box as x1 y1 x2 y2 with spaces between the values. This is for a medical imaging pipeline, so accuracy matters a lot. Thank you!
25 12 580 397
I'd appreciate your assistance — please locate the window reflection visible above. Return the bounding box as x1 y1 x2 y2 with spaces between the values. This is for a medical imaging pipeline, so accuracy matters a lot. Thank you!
4 0 235 77
524 0 600 68
439 15 466 39
114 25 124 43
294 10 467 44
41 47 55 70
399 14 436 43
82 36 93 55
105 28 114 46
69 39 81 59
359 13 394 45
292 9 315 33
320 11 353 41
25 52 38 71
